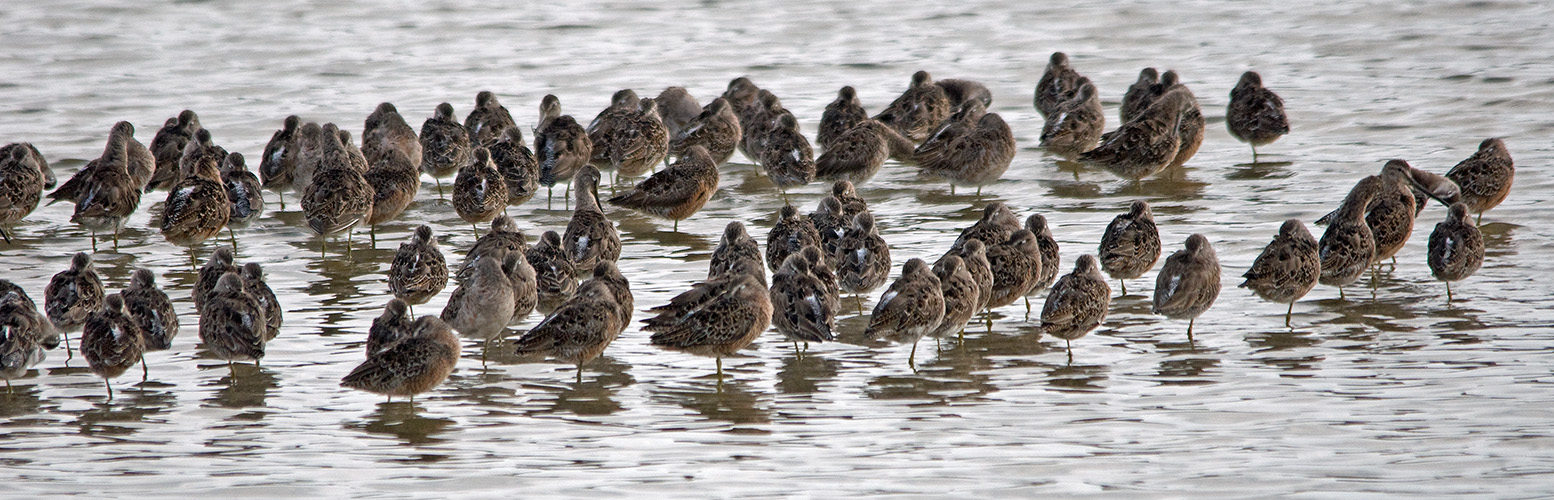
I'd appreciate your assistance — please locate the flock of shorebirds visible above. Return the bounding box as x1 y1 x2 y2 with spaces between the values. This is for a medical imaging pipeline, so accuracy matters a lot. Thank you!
0 52 1514 401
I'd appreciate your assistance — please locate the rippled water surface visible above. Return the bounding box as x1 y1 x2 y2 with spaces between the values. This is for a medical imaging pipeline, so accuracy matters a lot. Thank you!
4 1 1554 497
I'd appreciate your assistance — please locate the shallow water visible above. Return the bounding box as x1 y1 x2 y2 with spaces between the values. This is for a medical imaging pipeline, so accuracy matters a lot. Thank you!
3 0 1554 497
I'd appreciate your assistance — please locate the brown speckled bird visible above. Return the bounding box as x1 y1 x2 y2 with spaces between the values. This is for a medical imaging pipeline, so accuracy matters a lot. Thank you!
259 115 300 208
535 95 595 207
916 113 1015 196
200 272 268 372
1081 86 1191 180
1039 255 1111 363
81 294 143 399
815 119 891 186
646 272 772 384
874 70 952 142
707 221 766 286
60 130 142 251
440 256 514 350
1152 234 1221 341
301 124 373 256
490 127 539 207
836 211 892 312
458 214 528 283
1319 176 1383 299
1445 138 1514 224
363 102 423 169
341 315 459 402
1241 219 1320 326
362 148 419 246
0 288 49 391
1022 214 1061 316
1119 68 1161 124
563 165 621 271
1098 200 1161 295
193 247 235 312
239 263 282 343
609 145 719 232
159 151 231 254
1226 71 1289 161
760 114 817 195
464 91 518 148
45 252 104 350
513 279 622 383
122 268 178 378
818 86 869 153
929 254 981 342
984 230 1042 311
146 110 202 192
766 205 822 274
1428 203 1485 303
389 225 449 312
669 98 741 166
367 298 412 357
220 152 264 243
419 102 473 198
527 230 578 314
0 143 44 243
866 258 945 368
770 252 838 350
1040 79 1105 158
452 148 509 237
1034 52 1084 117
654 86 703 140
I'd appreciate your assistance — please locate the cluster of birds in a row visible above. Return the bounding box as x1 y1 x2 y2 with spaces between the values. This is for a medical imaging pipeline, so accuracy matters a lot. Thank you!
0 53 1515 401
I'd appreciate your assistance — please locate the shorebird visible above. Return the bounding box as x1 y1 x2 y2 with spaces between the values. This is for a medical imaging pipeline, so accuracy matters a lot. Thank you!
707 221 766 285
45 252 104 352
1119 68 1162 123
452 148 510 237
1040 79 1105 158
1034 52 1084 117
562 165 621 271
815 119 891 186
1226 71 1289 161
490 127 538 207
419 102 473 198
147 110 202 192
81 294 143 400
0 289 49 392
0 143 44 243
936 78 993 108
122 268 177 379
527 230 578 314
1022 214 1061 317
865 258 945 368
192 246 235 312
200 273 268 374
441 256 515 353
929 254 982 343
259 115 300 209
341 315 460 402
513 280 622 383
984 230 1042 311
457 214 528 283
535 95 594 208
1097 200 1161 295
608 145 720 232
939 238 994 330
58 130 141 251
818 86 869 153
1152 234 1221 341
1319 176 1383 299
464 91 518 148
388 225 449 314
645 272 772 386
363 102 423 169
1445 138 1514 224
301 124 373 256
366 298 412 357
239 263 282 343
361 148 418 246
1241 220 1321 326
916 113 1016 196
759 114 817 196
654 86 703 139
836 211 892 313
770 252 838 353
1039 255 1111 363
766 205 822 274
1428 203 1485 303
668 98 741 166
1080 86 1191 180
874 70 952 142
160 152 231 264
219 152 263 247
948 201 1020 255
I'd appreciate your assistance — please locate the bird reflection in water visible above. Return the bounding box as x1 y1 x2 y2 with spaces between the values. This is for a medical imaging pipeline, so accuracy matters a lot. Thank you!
1045 363 1109 392
1225 160 1295 181
202 362 277 409
776 353 841 395
1245 329 1324 373
349 401 457 446
526 354 633 417
73 387 177 437
0 382 43 418
652 377 770 424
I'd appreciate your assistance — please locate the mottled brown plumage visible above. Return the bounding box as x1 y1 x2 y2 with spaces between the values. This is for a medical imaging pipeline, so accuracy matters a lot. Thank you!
301 124 373 245
81 294 143 398
513 280 622 379
1024 214 1062 298
1444 138 1514 223
915 100 986 166
985 230 1042 310
609 145 719 231
949 201 1021 255
669 98 741 166
159 152 230 247
503 252 539 325
61 130 141 249
535 95 595 203
818 86 869 153
458 214 528 283
936 78 993 108
1319 176 1383 296
866 259 944 366
464 91 518 148
1241 219 1320 325
760 114 817 192
646 272 773 380
0 143 44 242
220 152 264 230
562 165 621 271
259 115 300 204
239 263 282 342
1040 79 1105 158
1034 52 1084 117
940 239 994 312
362 147 419 232
1081 86 1191 180
874 70 952 142
1098 200 1161 295
1119 68 1162 124
588 261 634 337
527 230 578 314
770 252 837 345
200 273 267 365
489 127 539 207
45 252 104 340
366 298 412 357
146 110 202 192
1039 255 1111 359
419 103 473 192
766 205 822 274
0 288 49 388
1226 71 1289 159
606 98 670 179
836 211 891 297
1163 75 1205 169
123 268 178 352
707 221 766 286
654 86 703 139
586 89 641 166
363 102 423 169
389 225 449 308
1368 160 1419 264
1152 234 1221 340
815 119 891 185
440 257 514 342
193 247 235 311
341 315 459 400
810 196 848 269
452 148 509 230
928 255 981 340
916 113 1015 195
1428 203 1485 303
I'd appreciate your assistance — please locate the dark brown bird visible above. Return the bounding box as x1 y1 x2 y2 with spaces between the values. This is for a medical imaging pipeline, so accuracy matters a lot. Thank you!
0 143 44 243
588 261 635 338
915 99 986 165
645 272 773 383
609 145 720 232
800 245 841 307
0 288 49 391
1428 203 1485 303
936 78 993 109
457 214 528 283
301 124 373 255
939 238 994 323
669 98 741 166
836 211 892 311
1242 219 1320 325
1152 234 1221 340
1445 138 1514 224
219 152 264 240
1319 176 1383 299
586 89 642 166
363 102 423 169
722 77 762 126
1098 200 1161 295
770 252 837 350
200 272 268 371
122 268 178 370
535 95 595 207
916 113 1016 196
654 86 703 139
874 70 952 142
1367 160 1419 266
259 115 301 209
452 148 509 236
191 248 235 316
60 130 142 251
1226 71 1289 161
948 201 1021 255
513 280 622 383
489 127 539 207
984 230 1042 310
503 252 540 326
766 205 822 274
159 151 231 251
146 110 202 192
1039 255 1111 362
610 98 671 181
762 114 818 195
1022 214 1062 315
929 255 981 342
81 294 144 399
866 258 945 368
737 90 788 163
1080 86 1191 180
1119 68 1161 123
707 221 766 285
818 86 870 153
1162 74 1206 169
361 148 419 246
810 196 848 268
815 119 891 186
527 230 578 314
419 102 473 198
341 315 459 402
45 252 104 350
1040 79 1105 158
389 225 449 312
1034 52 1084 117
239 263 282 343
563 165 621 271
464 91 518 148
366 298 412 357
289 121 327 196
1 141 53 190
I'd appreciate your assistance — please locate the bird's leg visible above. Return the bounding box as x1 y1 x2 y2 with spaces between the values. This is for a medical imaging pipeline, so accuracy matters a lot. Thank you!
141 355 149 382
1119 280 1127 296
576 360 584 384
90 230 98 252
1446 281 1453 303
1065 339 1074 365
370 224 377 249
1285 302 1294 327
105 379 113 401
908 341 918 371
1187 318 1195 344
435 177 446 200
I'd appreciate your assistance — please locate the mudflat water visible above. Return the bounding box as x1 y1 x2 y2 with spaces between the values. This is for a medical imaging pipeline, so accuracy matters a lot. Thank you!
3 1 1553 497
